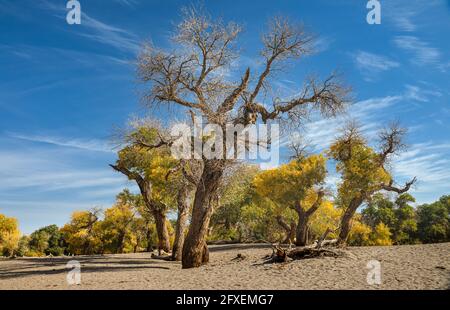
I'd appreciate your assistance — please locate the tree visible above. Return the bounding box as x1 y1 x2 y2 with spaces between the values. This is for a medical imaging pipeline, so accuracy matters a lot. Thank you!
137 7 350 267
0 214 20 257
328 122 416 245
253 155 327 246
111 126 178 254
417 197 450 243
99 197 138 254
61 208 102 255
362 193 418 244
29 225 65 256
209 165 259 242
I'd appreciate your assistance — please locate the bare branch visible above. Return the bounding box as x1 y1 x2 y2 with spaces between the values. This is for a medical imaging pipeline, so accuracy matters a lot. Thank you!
378 122 407 163
381 177 417 194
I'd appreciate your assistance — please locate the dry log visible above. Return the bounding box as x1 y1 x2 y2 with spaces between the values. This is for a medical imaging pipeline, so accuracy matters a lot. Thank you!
287 247 340 260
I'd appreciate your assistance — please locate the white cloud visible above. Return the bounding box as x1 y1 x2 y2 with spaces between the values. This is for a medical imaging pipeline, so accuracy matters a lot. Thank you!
393 36 441 65
113 0 139 7
384 0 442 32
9 133 115 153
287 95 403 151
355 51 400 73
40 0 140 54
78 13 140 53
404 84 442 103
393 142 450 202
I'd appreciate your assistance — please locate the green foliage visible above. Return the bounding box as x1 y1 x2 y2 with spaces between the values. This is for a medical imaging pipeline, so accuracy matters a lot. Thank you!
209 165 260 242
29 225 65 256
361 193 418 244
417 197 450 243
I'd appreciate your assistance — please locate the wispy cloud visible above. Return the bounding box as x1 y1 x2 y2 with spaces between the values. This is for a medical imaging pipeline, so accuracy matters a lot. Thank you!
404 84 442 103
384 0 442 32
285 95 403 151
113 0 139 7
354 51 400 81
393 36 441 66
393 142 450 202
78 13 140 53
0 146 127 195
9 133 115 153
40 0 140 54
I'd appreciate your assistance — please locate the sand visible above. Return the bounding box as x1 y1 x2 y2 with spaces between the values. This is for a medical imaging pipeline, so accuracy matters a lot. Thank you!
0 243 449 290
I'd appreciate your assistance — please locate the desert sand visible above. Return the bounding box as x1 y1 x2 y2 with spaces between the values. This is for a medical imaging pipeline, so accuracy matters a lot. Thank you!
0 243 449 290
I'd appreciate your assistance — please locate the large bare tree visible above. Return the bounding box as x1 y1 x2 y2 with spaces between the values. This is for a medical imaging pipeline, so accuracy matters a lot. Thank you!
137 8 350 268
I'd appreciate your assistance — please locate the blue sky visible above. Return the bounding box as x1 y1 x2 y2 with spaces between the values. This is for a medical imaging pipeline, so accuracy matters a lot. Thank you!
0 0 449 234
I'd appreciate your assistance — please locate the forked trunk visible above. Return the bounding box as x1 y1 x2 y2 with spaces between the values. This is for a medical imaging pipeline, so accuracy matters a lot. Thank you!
182 161 224 269
276 216 296 244
153 209 171 253
172 186 192 261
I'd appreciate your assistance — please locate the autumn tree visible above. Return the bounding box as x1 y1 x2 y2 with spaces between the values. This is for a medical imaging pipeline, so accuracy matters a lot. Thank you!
61 208 102 255
99 194 139 254
253 155 327 246
0 214 20 257
328 122 416 245
116 189 156 252
137 8 350 268
362 193 418 244
111 126 177 254
209 164 259 242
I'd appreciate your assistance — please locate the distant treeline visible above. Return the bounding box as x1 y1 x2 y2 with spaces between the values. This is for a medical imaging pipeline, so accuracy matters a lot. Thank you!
1 188 449 258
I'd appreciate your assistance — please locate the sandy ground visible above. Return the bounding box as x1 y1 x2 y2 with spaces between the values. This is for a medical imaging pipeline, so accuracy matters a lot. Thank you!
0 243 449 290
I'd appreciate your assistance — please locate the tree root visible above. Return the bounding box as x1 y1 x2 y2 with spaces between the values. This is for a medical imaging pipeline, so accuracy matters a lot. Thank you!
265 240 343 264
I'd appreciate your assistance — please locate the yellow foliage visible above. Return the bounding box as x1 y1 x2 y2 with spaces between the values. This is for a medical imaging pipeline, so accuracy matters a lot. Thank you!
253 155 327 210
328 138 391 207
348 216 393 246
0 214 21 256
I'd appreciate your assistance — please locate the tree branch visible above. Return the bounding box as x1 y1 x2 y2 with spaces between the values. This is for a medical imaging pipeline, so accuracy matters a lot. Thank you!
381 177 417 194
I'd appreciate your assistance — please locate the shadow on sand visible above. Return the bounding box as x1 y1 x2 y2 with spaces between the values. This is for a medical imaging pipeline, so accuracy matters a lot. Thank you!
0 255 171 280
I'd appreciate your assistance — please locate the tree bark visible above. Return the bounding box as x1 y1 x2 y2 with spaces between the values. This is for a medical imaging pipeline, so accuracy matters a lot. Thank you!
182 161 224 269
338 196 365 245
153 209 171 253
294 192 324 246
276 215 296 244
146 226 153 252
172 185 192 261
295 213 309 246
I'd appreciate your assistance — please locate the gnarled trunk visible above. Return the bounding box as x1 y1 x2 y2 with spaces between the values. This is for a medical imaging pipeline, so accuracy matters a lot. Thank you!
338 196 365 245
294 192 324 247
153 209 171 253
182 161 224 269
276 215 296 244
172 185 192 261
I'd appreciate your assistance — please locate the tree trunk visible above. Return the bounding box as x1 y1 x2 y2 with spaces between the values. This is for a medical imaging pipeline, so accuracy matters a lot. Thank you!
117 231 126 254
172 185 192 261
294 192 324 246
182 161 224 269
146 226 153 252
276 215 296 244
338 196 365 245
153 209 171 253
295 213 309 246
